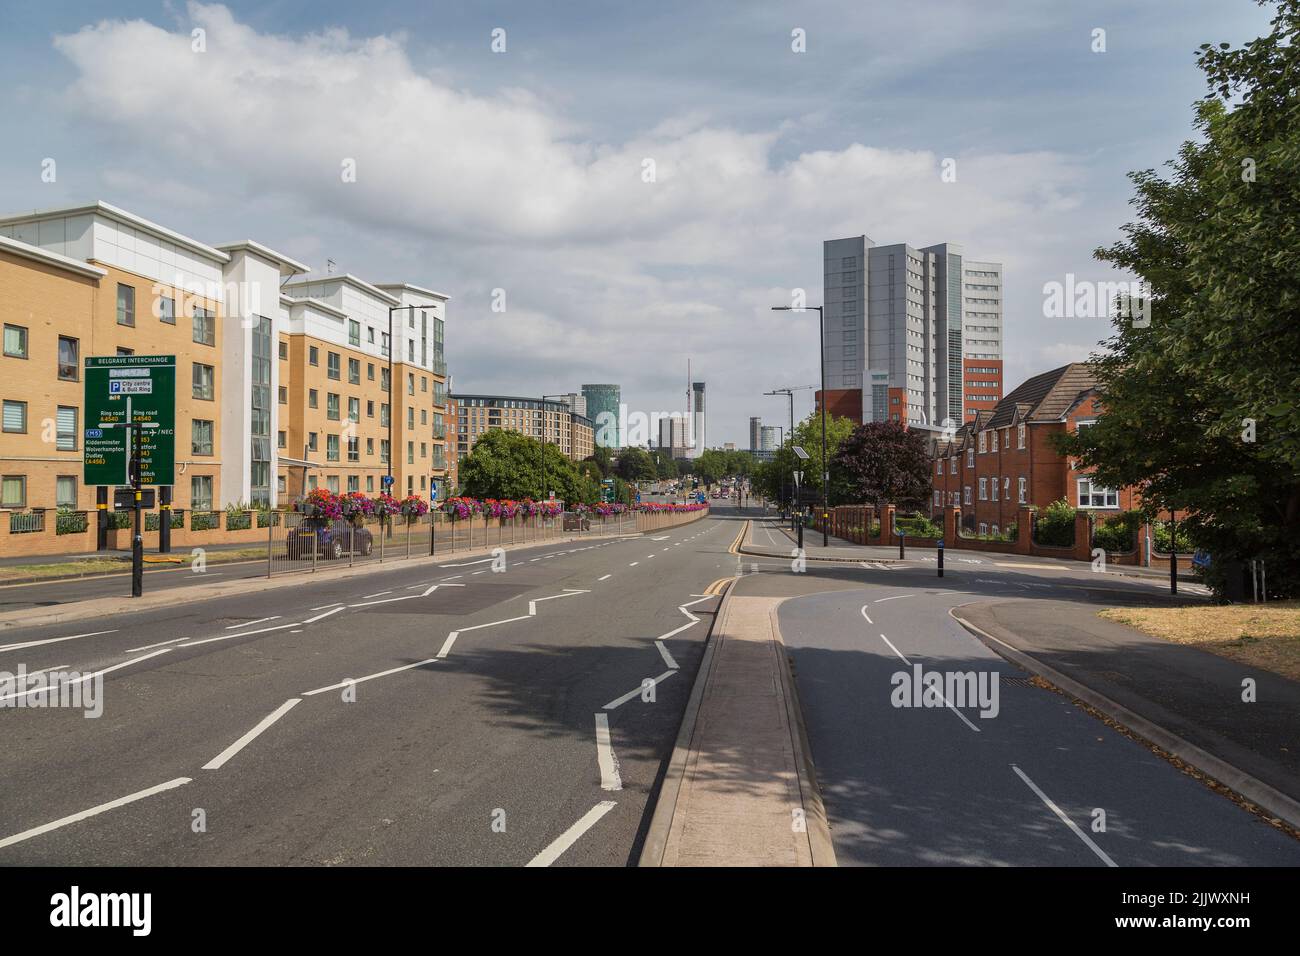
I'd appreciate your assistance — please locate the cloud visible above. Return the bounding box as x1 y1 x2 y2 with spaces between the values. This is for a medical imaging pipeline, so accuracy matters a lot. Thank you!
49 2 1109 444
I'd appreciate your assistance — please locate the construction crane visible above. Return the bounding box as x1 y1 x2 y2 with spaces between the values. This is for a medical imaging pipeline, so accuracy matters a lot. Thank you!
763 385 817 442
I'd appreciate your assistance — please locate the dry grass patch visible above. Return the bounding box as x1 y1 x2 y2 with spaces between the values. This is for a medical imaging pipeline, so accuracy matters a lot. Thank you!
1099 602 1300 682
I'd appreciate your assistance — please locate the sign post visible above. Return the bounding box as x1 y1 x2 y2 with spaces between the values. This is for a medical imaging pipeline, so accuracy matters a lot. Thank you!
83 356 176 597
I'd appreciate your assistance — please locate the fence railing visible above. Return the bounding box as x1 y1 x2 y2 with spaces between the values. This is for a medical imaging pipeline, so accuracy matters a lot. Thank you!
8 511 45 534
266 510 638 577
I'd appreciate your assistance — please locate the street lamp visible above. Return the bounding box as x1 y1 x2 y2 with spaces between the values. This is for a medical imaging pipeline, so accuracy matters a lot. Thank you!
387 302 443 500
772 305 829 547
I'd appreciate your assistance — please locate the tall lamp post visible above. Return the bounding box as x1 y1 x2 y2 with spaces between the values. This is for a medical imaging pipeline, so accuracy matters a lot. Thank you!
772 305 828 547
539 394 570 503
387 302 443 500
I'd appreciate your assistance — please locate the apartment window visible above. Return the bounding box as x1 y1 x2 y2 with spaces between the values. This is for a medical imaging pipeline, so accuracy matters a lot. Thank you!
192 307 215 346
278 475 287 495
380 369 390 392
1017 423 1026 449
2 475 26 508
380 439 390 464
933 490 941 507
348 358 360 384
408 373 415 396
1077 478 1118 509
192 419 214 456
116 284 135 326
117 347 134 357
966 449 974 468
307 475 318 491
3 324 27 358
190 475 213 510
978 432 986 453
347 475 359 492
964 485 972 505
367 328 375 344
407 407 415 429
421 377 428 392
979 478 987 500
367 363 375 381
58 336 79 381
56 475 77 508
1018 477 1026 504
279 341 288 360
366 476 374 493
327 352 340 380
366 400 374 418
408 340 416 363
407 441 414 465
192 363 214 400
327 393 340 420
348 397 360 422
309 346 319 366
3 400 27 433
936 460 943 476
980 523 988 536
420 442 427 458
278 386 287 405
366 438 374 455
381 333 390 358
991 431 998 452
347 437 359 463
277 430 286 449
158 295 175 324
1003 477 1010 499
326 476 340 494
308 389 318 409
949 458 956 475
307 432 318 452
380 404 389 427
348 320 361 347
327 434 340 462
990 477 998 501
56 406 78 451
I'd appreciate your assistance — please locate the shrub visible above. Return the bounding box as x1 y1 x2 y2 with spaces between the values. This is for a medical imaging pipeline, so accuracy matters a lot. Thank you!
256 508 280 528
1033 498 1077 547
1093 511 1141 553
191 511 218 531
107 511 131 530
56 509 88 535
1153 520 1193 554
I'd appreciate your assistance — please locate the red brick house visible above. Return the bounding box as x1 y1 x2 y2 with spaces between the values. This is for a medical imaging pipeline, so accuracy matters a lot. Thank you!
930 363 1139 536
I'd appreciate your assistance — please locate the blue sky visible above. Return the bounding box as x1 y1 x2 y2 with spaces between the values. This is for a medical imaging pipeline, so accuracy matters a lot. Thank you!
0 1 1274 445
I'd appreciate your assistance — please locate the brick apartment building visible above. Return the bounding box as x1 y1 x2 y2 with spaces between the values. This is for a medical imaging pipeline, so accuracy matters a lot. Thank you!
930 363 1139 535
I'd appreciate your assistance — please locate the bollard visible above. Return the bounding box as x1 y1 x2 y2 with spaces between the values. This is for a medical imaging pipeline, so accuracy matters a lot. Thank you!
899 530 906 560
937 539 944 578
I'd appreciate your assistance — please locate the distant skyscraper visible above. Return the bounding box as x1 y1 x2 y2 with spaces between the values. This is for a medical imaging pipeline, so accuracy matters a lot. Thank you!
749 417 762 452
658 414 689 457
760 425 780 451
582 384 621 448
559 392 587 418
822 235 1003 433
691 381 705 456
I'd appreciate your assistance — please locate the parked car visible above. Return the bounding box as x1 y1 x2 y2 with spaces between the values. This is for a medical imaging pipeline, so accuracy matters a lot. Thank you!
286 520 374 560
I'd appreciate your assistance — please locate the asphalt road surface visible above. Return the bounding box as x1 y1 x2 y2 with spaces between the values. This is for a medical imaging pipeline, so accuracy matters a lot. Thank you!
0 517 737 866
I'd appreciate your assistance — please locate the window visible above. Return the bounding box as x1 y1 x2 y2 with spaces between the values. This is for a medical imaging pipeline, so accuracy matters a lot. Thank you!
190 475 213 510
1077 478 1118 509
367 400 374 418
1003 477 1010 499
347 475 359 492
991 431 998 452
380 439 390 463
2 475 26 508
366 475 374 493
380 404 390 427
348 320 361 347
326 393 340 420
381 332 390 358
192 306 215 346
936 460 942 476
3 400 27 433
991 525 999 537
978 432 986 453
407 407 414 429
367 363 375 381
117 347 134 357
347 437 359 462
58 336 79 381
278 386 287 405
1076 418 1097 433
934 490 941 506
327 352 340 380
158 295 175 324
348 358 360 384
307 475 318 491
963 485 971 505
307 432 318 452
309 346 319 366
3 325 27 358
117 284 135 326
192 419 214 455
380 368 390 392
949 458 956 475
407 441 414 464
192 363 214 400
979 523 988 535
348 397 360 422
966 449 974 468
278 475 287 495
279 341 288 360
408 373 415 396
327 475 340 494
327 435 340 462
979 478 987 500
1017 423 1026 449
56 475 77 508
308 389 318 409
990 477 998 501
56 406 77 451
1018 477 1026 504
366 438 374 455
277 430 286 449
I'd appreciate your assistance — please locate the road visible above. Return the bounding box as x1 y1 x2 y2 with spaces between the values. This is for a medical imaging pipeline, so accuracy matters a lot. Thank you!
0 516 734 866
736 517 1300 867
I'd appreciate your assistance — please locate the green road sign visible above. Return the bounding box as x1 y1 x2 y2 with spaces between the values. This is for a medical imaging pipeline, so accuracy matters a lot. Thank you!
83 355 176 487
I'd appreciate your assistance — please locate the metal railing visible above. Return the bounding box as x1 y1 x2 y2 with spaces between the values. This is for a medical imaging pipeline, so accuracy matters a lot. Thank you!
8 511 45 534
267 510 637 577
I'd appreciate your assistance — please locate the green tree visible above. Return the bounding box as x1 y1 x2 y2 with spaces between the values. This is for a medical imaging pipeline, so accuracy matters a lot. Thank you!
460 429 599 505
1056 1 1300 596
833 421 933 510
584 444 614 478
616 446 657 482
766 412 857 506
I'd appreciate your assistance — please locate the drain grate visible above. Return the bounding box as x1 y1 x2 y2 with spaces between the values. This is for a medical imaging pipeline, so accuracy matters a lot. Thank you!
999 676 1038 688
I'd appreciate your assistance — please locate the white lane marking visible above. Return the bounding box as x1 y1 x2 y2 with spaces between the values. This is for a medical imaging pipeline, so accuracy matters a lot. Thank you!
603 670 676 710
528 590 589 615
362 590 392 599
0 777 192 851
303 606 346 624
126 637 187 653
22 663 70 677
0 648 174 704
655 641 678 669
651 536 670 541
860 607 874 625
874 594 914 603
525 800 617 868
594 713 622 791
421 582 465 597
439 558 494 568
309 602 344 611
179 621 302 648
629 562 639 567
0 629 118 654
440 574 464 580
1012 764 1117 867
203 698 301 770
350 595 418 608
878 633 912 666
597 574 612 582
225 616 281 630
303 659 438 697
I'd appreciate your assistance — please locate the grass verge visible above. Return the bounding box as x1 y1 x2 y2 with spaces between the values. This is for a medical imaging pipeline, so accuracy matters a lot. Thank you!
0 547 270 582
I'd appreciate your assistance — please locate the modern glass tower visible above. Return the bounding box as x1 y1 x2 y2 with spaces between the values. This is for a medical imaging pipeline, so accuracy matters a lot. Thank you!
582 383 621 448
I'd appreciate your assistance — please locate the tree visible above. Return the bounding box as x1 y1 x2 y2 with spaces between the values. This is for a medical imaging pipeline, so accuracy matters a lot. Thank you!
833 421 933 510
616 446 657 482
1055 1 1300 596
584 444 613 478
459 429 599 505
763 412 857 506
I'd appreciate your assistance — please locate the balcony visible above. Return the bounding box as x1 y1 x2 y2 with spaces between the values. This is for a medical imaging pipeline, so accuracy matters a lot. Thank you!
432 357 447 377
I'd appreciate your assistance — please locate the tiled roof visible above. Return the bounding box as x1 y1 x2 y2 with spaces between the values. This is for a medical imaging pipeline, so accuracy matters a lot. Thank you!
983 363 1097 428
